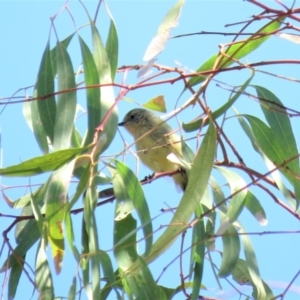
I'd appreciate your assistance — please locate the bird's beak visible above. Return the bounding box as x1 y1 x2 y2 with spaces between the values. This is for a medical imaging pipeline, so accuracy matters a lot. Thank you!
118 121 126 126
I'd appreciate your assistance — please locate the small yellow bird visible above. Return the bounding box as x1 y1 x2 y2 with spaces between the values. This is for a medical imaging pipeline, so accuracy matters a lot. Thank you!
119 108 188 191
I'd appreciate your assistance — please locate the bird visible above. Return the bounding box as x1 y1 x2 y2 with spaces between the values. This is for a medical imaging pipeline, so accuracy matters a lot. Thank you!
118 108 188 191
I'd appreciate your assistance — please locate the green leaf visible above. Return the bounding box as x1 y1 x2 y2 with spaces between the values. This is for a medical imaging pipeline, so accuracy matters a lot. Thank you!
188 18 283 87
53 41 77 151
113 160 153 255
140 119 216 265
244 115 299 197
237 111 297 210
123 256 161 299
65 212 80 264
142 95 167 112
106 18 119 80
83 187 101 298
244 191 267 226
231 258 252 286
254 85 300 207
234 108 261 154
50 34 75 75
240 225 267 299
35 239 54 300
8 255 25 300
68 162 91 210
0 220 40 272
23 91 49 154
46 160 75 274
0 147 83 177
35 42 56 145
183 72 254 132
191 205 205 300
81 215 91 297
97 250 118 297
78 35 101 147
114 214 137 270
68 277 77 300
210 176 227 213
215 167 247 234
218 222 240 277
91 20 118 154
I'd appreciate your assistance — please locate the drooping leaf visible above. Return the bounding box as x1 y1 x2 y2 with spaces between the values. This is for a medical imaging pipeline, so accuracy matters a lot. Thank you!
7 255 25 300
90 20 118 154
190 204 205 300
215 167 247 235
244 191 267 226
50 34 75 75
79 35 102 154
218 221 240 277
35 239 54 300
240 225 268 299
114 214 137 271
0 147 84 177
45 160 75 274
255 85 300 206
53 41 77 151
123 256 161 299
23 90 49 154
188 18 283 87
105 18 119 80
111 160 153 256
244 115 299 207
83 186 101 299
35 42 56 145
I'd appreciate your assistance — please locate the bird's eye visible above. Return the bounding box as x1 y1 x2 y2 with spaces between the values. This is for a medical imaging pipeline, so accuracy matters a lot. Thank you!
130 114 134 120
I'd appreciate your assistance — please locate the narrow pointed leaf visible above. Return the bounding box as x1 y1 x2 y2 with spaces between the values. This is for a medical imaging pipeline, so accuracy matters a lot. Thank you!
191 205 205 300
218 222 240 277
8 255 25 300
24 91 49 153
83 187 101 299
255 85 300 205
78 35 101 146
244 115 299 204
125 256 161 299
106 19 119 80
53 41 77 151
0 219 40 272
244 191 267 226
46 160 75 274
240 225 267 299
35 42 56 145
50 34 75 75
114 160 153 255
68 277 77 300
91 21 118 154
114 214 137 271
35 239 54 300
215 167 247 235
0 147 83 177
188 18 283 87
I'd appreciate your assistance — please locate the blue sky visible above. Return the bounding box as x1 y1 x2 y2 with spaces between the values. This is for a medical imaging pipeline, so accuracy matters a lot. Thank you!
2 1 300 299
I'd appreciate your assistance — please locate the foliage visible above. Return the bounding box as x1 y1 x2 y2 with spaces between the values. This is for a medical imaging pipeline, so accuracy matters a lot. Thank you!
1 1 300 299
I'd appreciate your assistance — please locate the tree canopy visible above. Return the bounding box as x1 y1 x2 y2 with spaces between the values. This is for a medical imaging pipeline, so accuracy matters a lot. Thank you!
1 1 300 299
